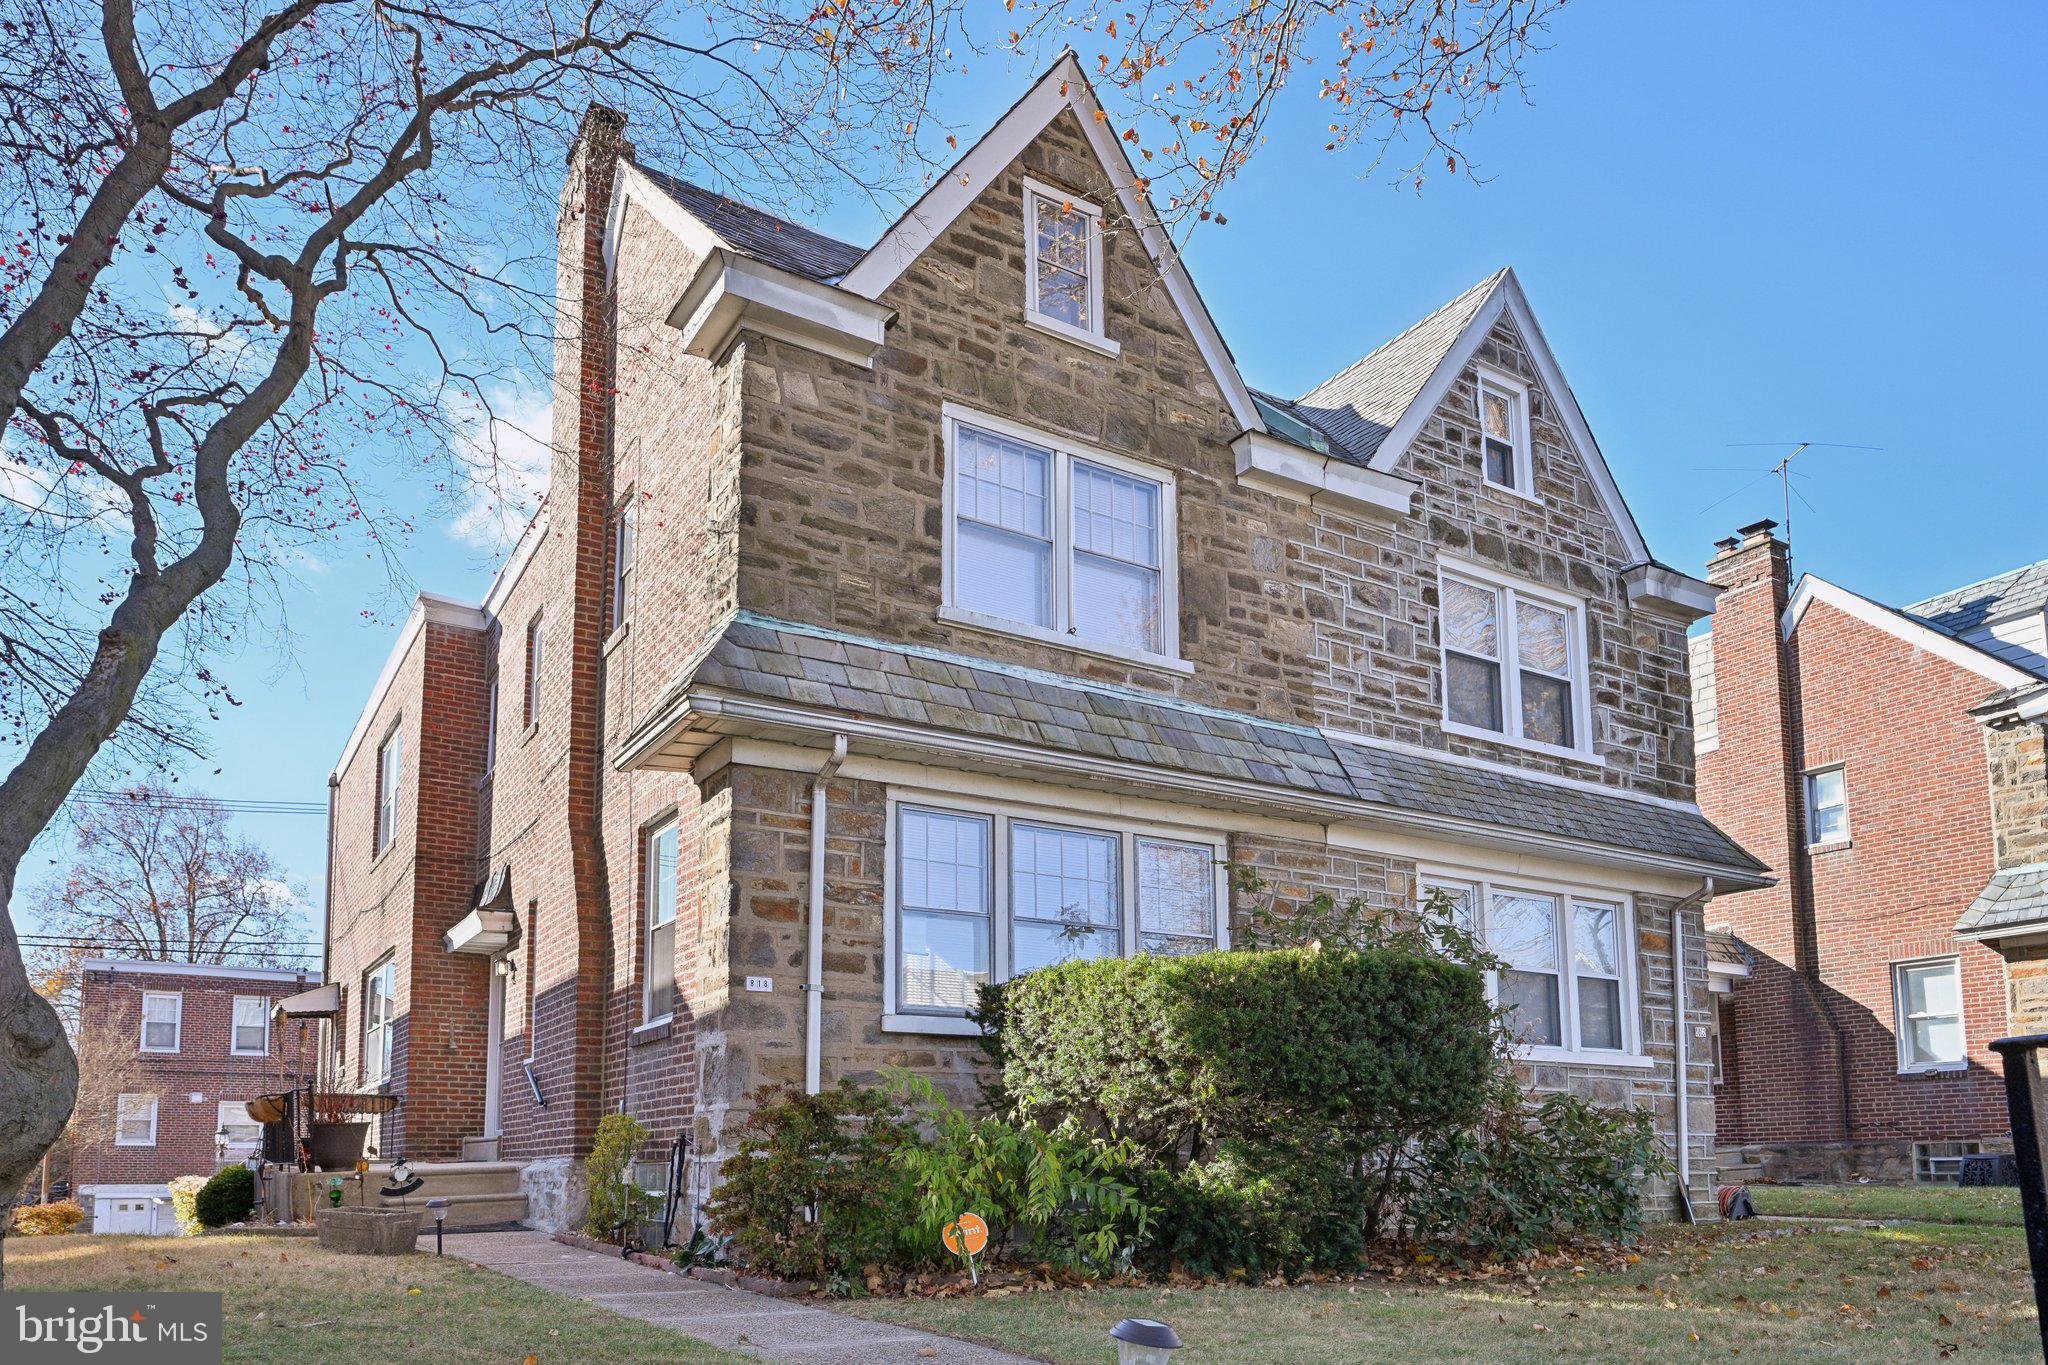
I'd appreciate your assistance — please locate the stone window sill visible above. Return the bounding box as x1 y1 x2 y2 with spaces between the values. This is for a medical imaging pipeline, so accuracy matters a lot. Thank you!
1808 838 1853 855
630 1018 673 1047
882 1012 985 1038
1023 310 1121 358
604 620 632 656
1899 1062 1966 1077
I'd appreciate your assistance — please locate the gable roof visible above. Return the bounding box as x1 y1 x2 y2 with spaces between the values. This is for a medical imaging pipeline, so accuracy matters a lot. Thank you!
632 166 864 282
1782 574 2045 690
1909 558 2048 636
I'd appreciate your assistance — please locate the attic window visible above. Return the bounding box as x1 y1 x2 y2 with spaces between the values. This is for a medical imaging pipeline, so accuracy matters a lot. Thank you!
1475 367 1533 497
1022 178 1117 355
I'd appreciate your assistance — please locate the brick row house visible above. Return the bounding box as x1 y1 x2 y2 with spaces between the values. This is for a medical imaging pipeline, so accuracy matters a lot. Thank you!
72 958 320 1233
1696 527 2048 1181
323 55 1764 1225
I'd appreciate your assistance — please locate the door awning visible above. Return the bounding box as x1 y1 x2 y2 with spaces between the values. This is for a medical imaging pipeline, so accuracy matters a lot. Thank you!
272 982 340 1020
445 908 518 955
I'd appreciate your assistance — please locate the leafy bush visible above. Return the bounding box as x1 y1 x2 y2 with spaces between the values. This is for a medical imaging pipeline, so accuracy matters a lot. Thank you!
1407 1089 1665 1265
705 1083 914 1286
582 1113 659 1240
168 1175 207 1236
193 1165 255 1228
1134 1138 1368 1279
11 1199 85 1235
891 1073 1152 1275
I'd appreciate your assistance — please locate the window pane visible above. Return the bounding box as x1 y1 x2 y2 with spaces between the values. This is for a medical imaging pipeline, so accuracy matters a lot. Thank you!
1447 653 1503 731
1811 801 1846 842
1812 767 1845 809
1482 388 1514 440
902 910 989 1009
1442 579 1499 657
1573 902 1620 976
956 522 1052 628
1015 920 1120 973
1073 551 1161 652
1422 881 1477 933
956 426 1050 537
1012 824 1119 927
1578 976 1623 1050
1491 892 1559 970
145 1021 176 1049
1137 838 1215 951
1515 600 1570 675
901 809 990 915
648 823 679 928
1909 1016 1963 1067
648 921 676 1020
1501 970 1562 1046
1072 462 1159 568
1485 438 1516 487
1036 266 1088 326
1521 673 1573 747
1904 962 1960 1018
1036 198 1089 273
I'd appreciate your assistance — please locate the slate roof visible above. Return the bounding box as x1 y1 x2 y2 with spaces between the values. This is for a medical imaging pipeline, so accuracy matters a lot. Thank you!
1284 270 1506 463
1957 863 2048 938
1910 558 2048 637
655 612 1765 878
1705 929 1751 972
635 165 866 282
1327 737 1766 874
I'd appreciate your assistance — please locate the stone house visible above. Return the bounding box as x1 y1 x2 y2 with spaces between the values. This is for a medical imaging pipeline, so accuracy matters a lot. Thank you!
71 957 320 1233
1696 525 2048 1181
322 55 1763 1225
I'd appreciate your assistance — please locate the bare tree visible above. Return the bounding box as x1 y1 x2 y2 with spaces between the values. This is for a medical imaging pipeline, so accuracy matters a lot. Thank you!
0 0 1556 1283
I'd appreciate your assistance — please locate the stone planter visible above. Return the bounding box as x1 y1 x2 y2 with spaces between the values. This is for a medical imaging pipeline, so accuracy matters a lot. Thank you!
315 1207 423 1256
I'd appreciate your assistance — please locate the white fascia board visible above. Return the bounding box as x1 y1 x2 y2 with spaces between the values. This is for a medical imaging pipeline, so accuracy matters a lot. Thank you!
837 53 1265 436
1363 270 1652 565
1622 563 1720 621
670 250 893 370
331 592 488 782
1782 575 2039 690
1231 429 1417 525
480 508 548 621
81 957 320 983
605 161 724 280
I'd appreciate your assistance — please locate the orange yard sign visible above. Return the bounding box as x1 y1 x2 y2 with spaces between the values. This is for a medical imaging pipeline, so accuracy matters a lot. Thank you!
942 1213 989 1258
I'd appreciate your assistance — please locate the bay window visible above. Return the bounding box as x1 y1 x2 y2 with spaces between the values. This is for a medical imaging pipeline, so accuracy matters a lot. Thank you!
889 797 1223 1029
1438 559 1590 755
1421 873 1639 1060
943 406 1180 668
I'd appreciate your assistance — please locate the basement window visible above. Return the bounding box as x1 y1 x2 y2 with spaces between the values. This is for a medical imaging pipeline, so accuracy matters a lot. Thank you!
1913 1140 1981 1185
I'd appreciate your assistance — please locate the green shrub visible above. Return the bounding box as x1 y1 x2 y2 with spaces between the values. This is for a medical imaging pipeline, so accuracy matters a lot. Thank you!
168 1175 207 1236
890 1073 1152 1275
1407 1088 1666 1265
582 1113 658 1240
193 1165 255 1228
12 1199 85 1235
1133 1137 1367 1279
705 1083 914 1286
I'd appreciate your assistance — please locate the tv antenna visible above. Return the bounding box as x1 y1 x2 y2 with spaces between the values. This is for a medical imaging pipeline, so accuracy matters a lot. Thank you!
1700 441 1882 550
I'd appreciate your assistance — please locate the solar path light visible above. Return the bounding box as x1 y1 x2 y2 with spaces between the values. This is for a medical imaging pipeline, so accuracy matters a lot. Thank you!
1109 1318 1182 1365
425 1198 450 1256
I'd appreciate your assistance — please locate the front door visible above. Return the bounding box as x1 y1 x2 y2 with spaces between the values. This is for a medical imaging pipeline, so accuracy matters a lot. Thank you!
483 958 506 1138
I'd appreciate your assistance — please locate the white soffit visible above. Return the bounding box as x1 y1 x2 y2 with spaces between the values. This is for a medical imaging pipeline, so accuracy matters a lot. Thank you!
1782 575 2041 690
836 53 1265 436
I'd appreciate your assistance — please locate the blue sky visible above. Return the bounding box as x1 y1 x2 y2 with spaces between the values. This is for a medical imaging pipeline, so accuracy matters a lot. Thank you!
19 1 2046 927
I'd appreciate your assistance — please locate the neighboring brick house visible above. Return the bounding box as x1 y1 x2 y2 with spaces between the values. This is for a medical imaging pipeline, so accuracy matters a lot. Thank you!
324 54 1764 1226
1696 525 2048 1181
72 958 320 1233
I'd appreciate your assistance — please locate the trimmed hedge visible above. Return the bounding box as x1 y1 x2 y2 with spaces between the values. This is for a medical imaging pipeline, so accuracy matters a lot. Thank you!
193 1165 255 1228
988 946 1492 1166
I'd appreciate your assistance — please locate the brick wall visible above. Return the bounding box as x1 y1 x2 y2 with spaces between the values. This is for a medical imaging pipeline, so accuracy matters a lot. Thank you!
72 966 318 1189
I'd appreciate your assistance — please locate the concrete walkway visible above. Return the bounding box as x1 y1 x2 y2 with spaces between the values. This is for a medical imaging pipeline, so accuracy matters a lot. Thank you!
443 1229 1035 1364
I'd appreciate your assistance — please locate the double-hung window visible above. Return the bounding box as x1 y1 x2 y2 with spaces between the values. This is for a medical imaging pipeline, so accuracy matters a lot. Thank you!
364 957 397 1083
611 495 636 634
524 614 544 726
217 1100 262 1158
1805 765 1848 845
375 729 403 855
1421 874 1637 1059
1022 178 1114 352
140 991 182 1053
643 818 679 1024
116 1094 158 1147
1894 957 1964 1073
1476 367 1532 495
1439 560 1589 755
944 407 1179 667
231 995 269 1056
890 797 1222 1028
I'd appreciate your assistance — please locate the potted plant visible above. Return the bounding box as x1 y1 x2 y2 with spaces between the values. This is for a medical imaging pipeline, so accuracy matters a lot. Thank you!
307 1093 371 1170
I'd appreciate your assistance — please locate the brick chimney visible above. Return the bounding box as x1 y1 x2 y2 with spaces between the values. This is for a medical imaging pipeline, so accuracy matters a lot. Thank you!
1700 520 1851 1144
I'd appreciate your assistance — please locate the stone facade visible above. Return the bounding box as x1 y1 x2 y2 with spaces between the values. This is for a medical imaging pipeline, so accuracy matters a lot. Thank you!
322 66 1745 1223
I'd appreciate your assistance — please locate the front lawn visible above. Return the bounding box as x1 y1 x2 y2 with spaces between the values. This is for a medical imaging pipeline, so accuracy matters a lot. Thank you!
1751 1182 2023 1227
6 1233 741 1364
844 1220 2038 1362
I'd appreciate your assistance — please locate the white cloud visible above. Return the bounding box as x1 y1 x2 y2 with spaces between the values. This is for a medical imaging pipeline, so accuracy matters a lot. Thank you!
445 386 553 550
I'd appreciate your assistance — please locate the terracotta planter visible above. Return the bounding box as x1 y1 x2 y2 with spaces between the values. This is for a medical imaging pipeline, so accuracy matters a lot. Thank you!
308 1121 369 1170
315 1207 424 1256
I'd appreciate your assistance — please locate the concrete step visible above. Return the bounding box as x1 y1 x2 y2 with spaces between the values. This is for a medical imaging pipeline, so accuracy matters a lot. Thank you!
394 1191 530 1230
371 1161 524 1199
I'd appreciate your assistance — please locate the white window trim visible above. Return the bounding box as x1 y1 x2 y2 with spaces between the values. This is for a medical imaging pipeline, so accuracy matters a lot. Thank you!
1419 866 1648 1067
1473 363 1537 502
1436 555 1598 762
1804 763 1850 849
610 492 636 636
115 1093 158 1147
230 995 269 1057
642 815 680 1027
216 1100 261 1157
139 991 183 1054
524 614 544 727
1020 176 1120 356
1892 954 1967 1075
882 788 1228 1034
374 727 403 856
364 956 397 1085
939 402 1186 673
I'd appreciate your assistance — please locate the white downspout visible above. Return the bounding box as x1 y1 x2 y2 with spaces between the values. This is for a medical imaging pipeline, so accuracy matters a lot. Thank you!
1672 876 1715 1223
804 735 849 1095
